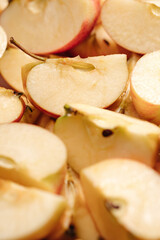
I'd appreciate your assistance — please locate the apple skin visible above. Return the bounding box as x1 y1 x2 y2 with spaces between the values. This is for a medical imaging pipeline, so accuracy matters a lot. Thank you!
51 0 101 55
12 97 26 123
131 80 160 125
22 62 61 119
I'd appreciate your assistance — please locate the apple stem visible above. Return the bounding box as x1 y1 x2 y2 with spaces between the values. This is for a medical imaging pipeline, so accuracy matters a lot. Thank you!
10 37 46 62
64 104 77 116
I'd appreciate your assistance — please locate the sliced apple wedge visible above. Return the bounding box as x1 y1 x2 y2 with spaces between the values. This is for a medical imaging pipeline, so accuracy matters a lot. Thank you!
101 0 160 54
131 50 160 125
72 171 100 240
0 123 67 192
55 104 160 173
22 55 128 117
0 26 7 58
0 87 25 123
0 0 100 54
81 159 160 240
0 178 66 240
0 0 8 13
0 48 38 92
69 24 122 58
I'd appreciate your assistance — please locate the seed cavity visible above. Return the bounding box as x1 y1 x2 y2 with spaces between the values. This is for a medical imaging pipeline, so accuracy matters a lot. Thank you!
102 129 113 137
103 39 110 46
105 200 120 211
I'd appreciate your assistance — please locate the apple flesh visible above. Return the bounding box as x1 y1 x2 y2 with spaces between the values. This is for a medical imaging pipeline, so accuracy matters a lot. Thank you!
0 123 67 192
69 24 122 58
131 50 160 125
72 171 100 240
0 26 7 58
81 159 160 240
0 48 38 92
0 0 8 13
0 178 66 240
0 87 25 123
0 0 100 54
101 0 160 54
22 55 128 117
109 53 140 118
55 103 160 173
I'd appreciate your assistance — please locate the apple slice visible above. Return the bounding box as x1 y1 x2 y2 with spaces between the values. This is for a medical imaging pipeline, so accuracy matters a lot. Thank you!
69 24 122 58
0 87 25 123
0 178 66 240
0 0 100 54
101 0 160 54
0 48 38 92
81 159 160 240
0 26 7 58
131 50 160 125
71 171 100 240
0 0 8 13
22 55 128 117
55 104 160 173
109 53 141 118
0 123 67 192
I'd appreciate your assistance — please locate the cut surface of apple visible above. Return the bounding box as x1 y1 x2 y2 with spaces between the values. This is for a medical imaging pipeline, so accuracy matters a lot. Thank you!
69 24 122 58
0 178 66 240
0 0 100 54
55 104 160 173
0 48 38 92
0 0 8 13
23 55 128 117
0 87 25 123
81 159 160 240
72 171 100 240
0 123 67 192
0 26 7 58
101 0 160 54
131 50 160 125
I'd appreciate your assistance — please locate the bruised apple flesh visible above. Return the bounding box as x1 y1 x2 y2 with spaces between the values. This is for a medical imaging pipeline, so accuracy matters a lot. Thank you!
55 104 160 173
0 123 67 192
81 159 160 240
22 55 128 117
0 0 100 54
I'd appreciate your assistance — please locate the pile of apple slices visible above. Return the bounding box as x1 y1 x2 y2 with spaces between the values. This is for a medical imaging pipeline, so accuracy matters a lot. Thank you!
1 0 160 239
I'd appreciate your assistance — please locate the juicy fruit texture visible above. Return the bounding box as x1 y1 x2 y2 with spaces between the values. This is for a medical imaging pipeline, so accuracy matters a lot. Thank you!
0 48 38 92
55 104 160 173
131 50 160 125
101 0 160 54
0 123 67 192
0 179 66 240
0 26 7 58
0 87 25 123
23 55 128 117
81 159 160 240
0 0 100 54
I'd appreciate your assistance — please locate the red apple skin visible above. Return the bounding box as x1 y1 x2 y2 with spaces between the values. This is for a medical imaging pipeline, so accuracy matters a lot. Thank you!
13 97 26 123
34 0 101 55
130 80 160 125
